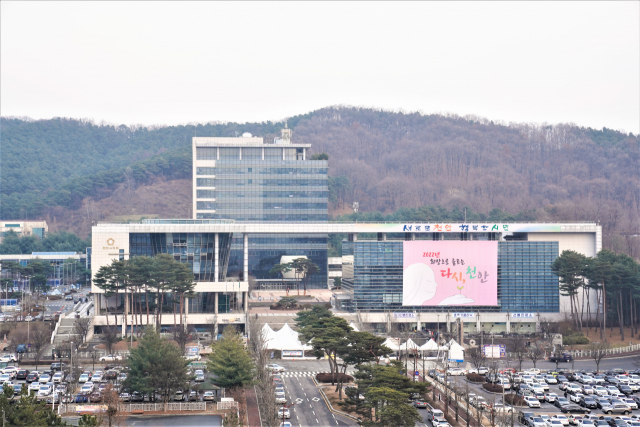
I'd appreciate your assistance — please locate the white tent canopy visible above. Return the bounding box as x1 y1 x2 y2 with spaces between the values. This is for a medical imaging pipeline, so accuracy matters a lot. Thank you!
262 322 312 352
447 339 465 362
382 338 400 351
400 338 420 351
419 339 439 351
348 322 360 332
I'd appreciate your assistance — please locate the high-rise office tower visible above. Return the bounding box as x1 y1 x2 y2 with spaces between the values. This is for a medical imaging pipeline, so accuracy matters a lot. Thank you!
192 127 329 289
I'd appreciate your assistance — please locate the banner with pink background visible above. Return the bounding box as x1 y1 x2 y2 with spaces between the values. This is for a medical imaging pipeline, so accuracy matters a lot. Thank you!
402 241 498 306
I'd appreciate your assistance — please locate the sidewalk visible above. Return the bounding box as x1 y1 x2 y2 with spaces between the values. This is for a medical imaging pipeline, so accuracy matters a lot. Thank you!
245 386 261 427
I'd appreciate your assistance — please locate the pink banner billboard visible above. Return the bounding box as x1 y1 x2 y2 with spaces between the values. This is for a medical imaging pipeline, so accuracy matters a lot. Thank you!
403 241 498 306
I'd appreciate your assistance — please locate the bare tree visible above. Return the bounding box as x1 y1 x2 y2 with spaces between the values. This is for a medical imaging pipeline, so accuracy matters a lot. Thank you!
589 341 610 372
30 324 50 370
246 316 279 427
466 347 486 369
73 317 92 344
511 335 527 371
102 326 120 354
172 325 195 353
103 384 125 427
528 346 544 368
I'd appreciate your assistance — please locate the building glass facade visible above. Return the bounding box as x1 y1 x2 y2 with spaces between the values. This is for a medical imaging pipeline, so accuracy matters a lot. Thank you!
128 232 232 282
342 240 559 313
193 140 329 289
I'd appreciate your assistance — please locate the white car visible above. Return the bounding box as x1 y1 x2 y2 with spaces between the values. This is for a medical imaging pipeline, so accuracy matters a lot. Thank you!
275 391 286 404
530 383 546 394
278 408 291 419
203 391 216 401
497 379 511 390
0 374 11 383
524 396 541 408
99 354 122 362
468 367 489 375
92 373 103 382
29 382 41 393
447 368 467 376
526 368 541 375
607 386 621 395
266 364 285 373
39 374 51 384
547 420 565 427
569 393 584 404
79 374 89 383
2 366 18 376
580 376 595 385
578 420 595 427
81 384 93 394
38 385 52 396
552 415 570 426
0 354 17 363
546 375 558 384
52 372 64 383
623 398 639 410
594 386 609 396
582 385 595 395
545 392 558 403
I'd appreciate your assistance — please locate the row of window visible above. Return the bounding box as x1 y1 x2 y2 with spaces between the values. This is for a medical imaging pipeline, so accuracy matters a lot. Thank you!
196 178 327 187
196 213 328 221
196 147 303 161
197 190 328 199
196 202 328 211
198 167 328 175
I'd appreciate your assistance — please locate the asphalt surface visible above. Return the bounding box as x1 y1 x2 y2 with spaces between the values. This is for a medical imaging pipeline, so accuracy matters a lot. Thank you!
276 359 359 427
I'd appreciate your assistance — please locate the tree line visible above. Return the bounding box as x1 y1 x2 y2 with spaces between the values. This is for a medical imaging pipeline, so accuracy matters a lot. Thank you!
552 249 640 341
93 254 196 333
0 229 91 255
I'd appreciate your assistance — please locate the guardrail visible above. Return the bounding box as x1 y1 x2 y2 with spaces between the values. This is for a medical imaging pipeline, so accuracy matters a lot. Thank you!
59 402 207 413
505 343 640 359
51 315 64 344
217 400 239 410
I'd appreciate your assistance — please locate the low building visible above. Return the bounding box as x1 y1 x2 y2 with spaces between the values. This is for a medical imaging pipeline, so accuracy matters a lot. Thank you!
0 220 48 240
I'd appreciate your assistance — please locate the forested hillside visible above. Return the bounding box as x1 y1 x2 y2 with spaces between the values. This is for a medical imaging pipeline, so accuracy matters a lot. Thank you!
1 108 638 257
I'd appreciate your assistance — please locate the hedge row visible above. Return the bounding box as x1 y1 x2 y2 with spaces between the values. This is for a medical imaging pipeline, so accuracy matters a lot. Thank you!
482 383 504 393
316 373 354 383
504 394 526 406
466 373 486 383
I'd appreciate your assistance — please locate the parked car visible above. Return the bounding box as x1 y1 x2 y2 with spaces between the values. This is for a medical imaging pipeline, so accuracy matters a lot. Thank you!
15 370 29 380
580 396 599 409
446 367 467 376
26 372 39 383
266 364 286 373
562 405 591 414
99 354 122 362
203 391 216 401
525 396 541 408
602 403 632 415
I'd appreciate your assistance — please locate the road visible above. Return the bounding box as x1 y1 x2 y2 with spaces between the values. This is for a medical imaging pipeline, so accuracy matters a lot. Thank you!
276 360 359 427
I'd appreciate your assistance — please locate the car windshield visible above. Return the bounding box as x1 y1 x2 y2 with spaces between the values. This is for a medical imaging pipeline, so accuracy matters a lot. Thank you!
534 418 544 423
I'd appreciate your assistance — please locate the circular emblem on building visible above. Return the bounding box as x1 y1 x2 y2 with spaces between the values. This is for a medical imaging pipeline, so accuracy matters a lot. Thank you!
107 238 115 246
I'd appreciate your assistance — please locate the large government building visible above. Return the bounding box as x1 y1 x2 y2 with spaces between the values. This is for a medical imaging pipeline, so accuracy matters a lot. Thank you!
91 220 601 335
89 127 602 336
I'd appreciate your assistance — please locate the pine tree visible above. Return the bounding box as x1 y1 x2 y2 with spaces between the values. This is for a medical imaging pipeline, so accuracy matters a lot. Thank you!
207 326 256 389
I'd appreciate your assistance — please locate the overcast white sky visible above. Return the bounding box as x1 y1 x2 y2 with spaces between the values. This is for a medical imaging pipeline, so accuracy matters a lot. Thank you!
2 2 639 133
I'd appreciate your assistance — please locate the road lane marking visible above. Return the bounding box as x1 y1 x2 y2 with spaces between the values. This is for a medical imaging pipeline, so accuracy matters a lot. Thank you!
312 411 315 415
316 419 319 424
